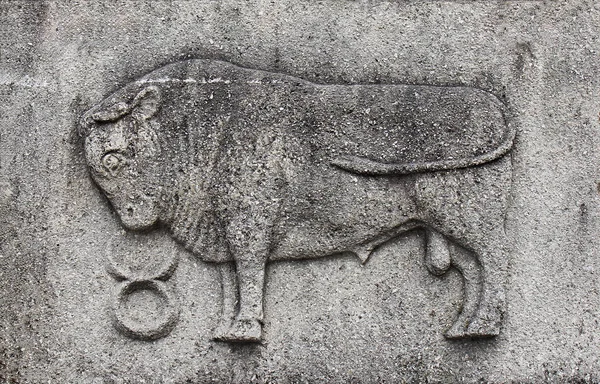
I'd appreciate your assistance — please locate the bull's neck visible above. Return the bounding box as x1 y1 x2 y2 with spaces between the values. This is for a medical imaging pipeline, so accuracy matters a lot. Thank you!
160 171 212 254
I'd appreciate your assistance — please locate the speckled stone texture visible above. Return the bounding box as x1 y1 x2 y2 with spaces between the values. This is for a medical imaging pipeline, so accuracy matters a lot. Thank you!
1 0 600 383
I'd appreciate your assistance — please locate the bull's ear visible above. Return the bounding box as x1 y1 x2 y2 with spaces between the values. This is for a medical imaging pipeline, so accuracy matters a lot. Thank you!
131 86 161 120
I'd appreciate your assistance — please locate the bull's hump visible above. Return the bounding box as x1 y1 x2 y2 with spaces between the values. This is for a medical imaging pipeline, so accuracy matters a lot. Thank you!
135 59 315 89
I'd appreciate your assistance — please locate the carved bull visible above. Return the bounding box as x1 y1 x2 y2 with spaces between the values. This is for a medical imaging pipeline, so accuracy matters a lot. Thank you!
80 59 514 342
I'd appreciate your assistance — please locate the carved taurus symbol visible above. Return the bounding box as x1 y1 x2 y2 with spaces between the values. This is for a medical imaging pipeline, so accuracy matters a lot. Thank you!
80 59 514 342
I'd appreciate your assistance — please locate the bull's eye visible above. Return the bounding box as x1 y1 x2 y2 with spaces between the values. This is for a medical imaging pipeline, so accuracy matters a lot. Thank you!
102 152 125 175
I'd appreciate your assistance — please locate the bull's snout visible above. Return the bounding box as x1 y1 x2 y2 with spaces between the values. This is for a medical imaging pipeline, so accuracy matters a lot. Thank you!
111 195 159 231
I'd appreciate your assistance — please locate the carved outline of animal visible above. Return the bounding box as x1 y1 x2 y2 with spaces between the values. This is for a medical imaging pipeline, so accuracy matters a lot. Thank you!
80 59 514 342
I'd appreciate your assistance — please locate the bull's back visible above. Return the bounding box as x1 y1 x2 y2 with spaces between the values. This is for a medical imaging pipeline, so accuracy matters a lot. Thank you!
126 60 511 179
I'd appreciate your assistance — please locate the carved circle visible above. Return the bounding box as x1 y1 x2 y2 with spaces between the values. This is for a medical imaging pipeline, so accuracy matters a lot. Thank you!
112 279 179 341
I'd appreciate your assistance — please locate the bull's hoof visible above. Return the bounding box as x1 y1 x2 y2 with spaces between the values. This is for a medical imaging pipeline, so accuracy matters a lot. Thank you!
465 318 500 337
444 323 469 339
212 322 233 341
444 321 471 340
445 319 500 339
214 319 262 343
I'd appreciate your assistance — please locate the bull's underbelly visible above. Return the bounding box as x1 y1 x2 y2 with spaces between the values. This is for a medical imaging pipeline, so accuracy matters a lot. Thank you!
269 217 414 261
268 173 417 261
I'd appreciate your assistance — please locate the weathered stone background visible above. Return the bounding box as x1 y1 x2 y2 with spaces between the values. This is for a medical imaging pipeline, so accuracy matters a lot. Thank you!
1 0 600 382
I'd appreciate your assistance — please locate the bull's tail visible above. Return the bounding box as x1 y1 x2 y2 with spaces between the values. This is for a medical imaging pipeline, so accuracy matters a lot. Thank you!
331 123 516 176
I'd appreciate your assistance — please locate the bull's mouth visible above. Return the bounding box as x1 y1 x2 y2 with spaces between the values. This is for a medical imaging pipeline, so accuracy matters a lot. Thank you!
119 212 158 231
115 202 159 231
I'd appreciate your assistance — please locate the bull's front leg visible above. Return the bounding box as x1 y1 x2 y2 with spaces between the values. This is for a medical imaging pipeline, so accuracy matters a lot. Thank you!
213 262 238 341
227 257 266 342
218 217 270 343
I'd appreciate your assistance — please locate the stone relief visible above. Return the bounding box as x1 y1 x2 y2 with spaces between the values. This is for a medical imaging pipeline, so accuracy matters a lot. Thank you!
80 59 514 343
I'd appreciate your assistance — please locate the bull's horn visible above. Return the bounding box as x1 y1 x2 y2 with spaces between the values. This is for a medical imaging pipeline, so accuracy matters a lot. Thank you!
91 102 130 122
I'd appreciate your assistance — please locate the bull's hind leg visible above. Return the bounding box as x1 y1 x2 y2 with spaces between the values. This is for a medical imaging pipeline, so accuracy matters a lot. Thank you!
416 157 511 338
463 231 509 337
443 244 484 338
424 228 484 338
424 226 508 338
439 229 508 338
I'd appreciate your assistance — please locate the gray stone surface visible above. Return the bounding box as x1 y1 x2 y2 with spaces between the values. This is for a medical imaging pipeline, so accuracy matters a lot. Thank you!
1 0 600 382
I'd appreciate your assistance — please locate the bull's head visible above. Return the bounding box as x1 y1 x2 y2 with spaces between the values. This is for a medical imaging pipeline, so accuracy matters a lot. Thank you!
81 86 164 231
